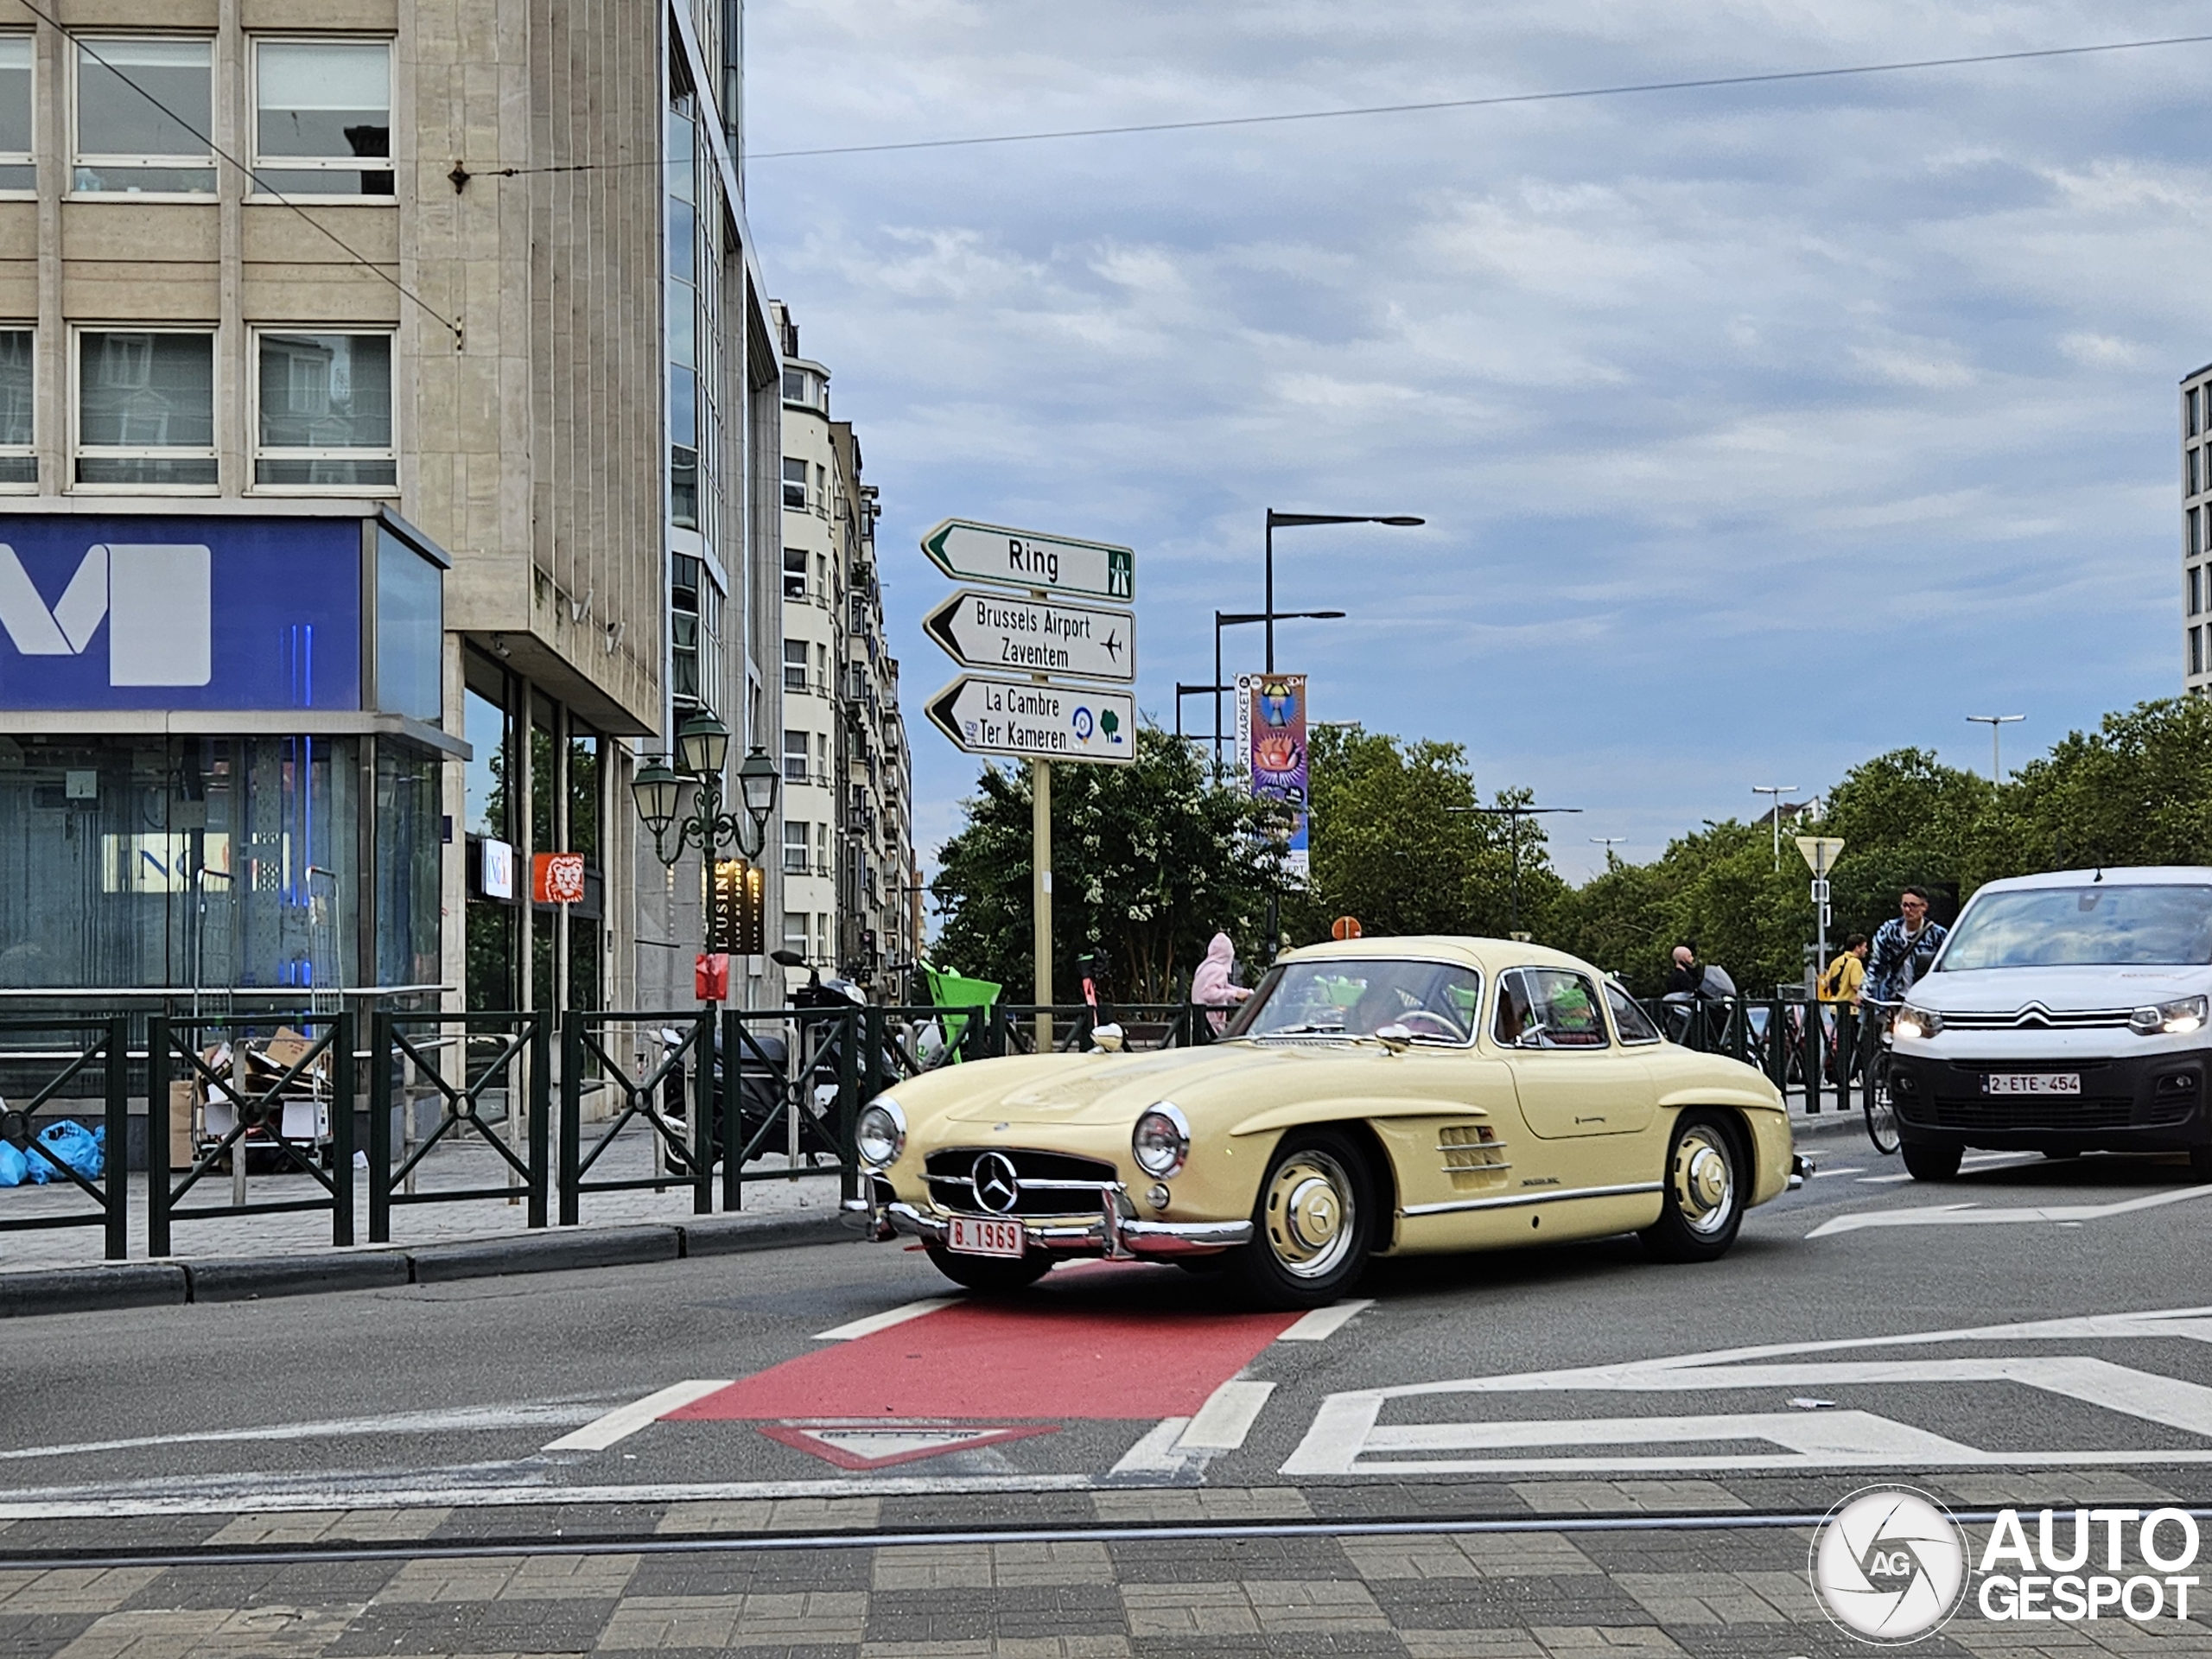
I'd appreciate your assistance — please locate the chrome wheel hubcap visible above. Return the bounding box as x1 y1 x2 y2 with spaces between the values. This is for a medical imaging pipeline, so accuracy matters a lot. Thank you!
1674 1128 1737 1237
1263 1151 1357 1279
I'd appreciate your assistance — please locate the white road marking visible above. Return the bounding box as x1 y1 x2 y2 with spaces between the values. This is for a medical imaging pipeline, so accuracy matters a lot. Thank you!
541 1380 731 1452
0 1402 604 1463
1858 1153 2034 1185
1810 1166 1866 1178
1808 1184 2212 1237
1284 1304 2212 1478
1278 1299 1374 1342
1109 1418 1194 1477
812 1296 960 1341
1175 1380 1276 1452
1856 1173 1916 1184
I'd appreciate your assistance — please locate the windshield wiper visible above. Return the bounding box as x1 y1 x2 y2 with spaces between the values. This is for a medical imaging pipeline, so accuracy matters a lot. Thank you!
1255 1022 1369 1039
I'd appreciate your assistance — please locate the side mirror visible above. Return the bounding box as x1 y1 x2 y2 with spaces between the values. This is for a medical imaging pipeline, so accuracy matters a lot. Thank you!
1089 1022 1125 1053
1375 1023 1413 1052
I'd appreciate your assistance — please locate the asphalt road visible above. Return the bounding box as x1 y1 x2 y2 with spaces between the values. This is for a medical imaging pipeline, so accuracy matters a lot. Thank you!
7 1142 2211 1515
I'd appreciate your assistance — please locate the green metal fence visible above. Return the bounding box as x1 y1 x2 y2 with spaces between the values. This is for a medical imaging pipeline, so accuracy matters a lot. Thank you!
369 1010 549 1243
0 1017 129 1261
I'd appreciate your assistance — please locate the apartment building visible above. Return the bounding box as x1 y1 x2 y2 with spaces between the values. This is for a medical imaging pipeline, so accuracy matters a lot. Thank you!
0 0 780 1013
2185 364 2212 691
772 302 915 995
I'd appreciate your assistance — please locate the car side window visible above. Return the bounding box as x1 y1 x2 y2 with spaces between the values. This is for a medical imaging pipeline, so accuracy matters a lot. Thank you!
1605 981 1663 1045
1493 968 1611 1050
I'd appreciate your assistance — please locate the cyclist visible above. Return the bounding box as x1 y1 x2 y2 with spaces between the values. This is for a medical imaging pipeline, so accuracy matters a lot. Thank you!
1864 887 1946 1010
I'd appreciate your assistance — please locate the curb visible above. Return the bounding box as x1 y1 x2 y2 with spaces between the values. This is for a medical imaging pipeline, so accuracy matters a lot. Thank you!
0 1212 855 1320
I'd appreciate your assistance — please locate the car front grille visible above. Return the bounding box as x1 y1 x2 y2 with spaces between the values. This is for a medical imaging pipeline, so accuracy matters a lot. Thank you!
924 1147 1118 1217
1904 1096 2141 1132
1936 1007 2137 1031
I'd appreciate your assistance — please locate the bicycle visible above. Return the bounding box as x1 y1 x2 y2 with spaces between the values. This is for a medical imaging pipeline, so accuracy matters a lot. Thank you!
1856 1001 1901 1155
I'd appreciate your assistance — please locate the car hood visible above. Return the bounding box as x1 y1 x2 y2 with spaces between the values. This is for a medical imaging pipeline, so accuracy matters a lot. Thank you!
901 1040 1371 1128
1913 964 2212 1012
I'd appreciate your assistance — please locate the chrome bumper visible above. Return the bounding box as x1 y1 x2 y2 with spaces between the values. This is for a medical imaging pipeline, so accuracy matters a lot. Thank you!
1789 1152 1815 1190
878 1193 1252 1259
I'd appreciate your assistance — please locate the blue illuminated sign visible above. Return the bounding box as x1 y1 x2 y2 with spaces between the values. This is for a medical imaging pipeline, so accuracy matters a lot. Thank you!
0 515 362 711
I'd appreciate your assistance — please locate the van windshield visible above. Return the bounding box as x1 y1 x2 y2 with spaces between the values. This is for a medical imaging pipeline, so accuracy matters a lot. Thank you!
1225 958 1481 1045
1939 885 2212 969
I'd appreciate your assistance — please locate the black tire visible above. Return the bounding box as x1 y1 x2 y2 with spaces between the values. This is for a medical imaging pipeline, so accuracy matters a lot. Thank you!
1901 1140 1963 1181
925 1245 1053 1294
2044 1147 2081 1160
1864 1090 1900 1156
1224 1129 1376 1310
1641 1109 1746 1263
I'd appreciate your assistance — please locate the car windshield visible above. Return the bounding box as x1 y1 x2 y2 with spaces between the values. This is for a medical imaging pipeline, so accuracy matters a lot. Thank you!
1938 885 2212 969
1225 957 1481 1044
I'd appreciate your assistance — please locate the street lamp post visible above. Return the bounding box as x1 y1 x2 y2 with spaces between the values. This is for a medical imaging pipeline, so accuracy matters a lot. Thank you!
1751 785 1798 872
632 709 782 879
1591 836 1626 862
1967 714 2025 785
1446 802 1581 937
1263 511 1422 672
1213 608 1344 768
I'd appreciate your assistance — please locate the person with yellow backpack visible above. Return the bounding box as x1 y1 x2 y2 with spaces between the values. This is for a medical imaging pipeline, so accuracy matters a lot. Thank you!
1819 933 1869 1006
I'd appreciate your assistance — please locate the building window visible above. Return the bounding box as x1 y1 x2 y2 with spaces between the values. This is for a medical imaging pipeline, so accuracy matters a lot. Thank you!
2193 448 2204 499
253 331 394 487
75 329 216 487
782 729 809 784
0 329 31 486
73 38 214 194
782 456 806 509
2193 385 2203 439
783 638 809 693
2193 566 2203 618
2193 506 2203 559
783 546 807 600
671 554 721 711
0 37 30 192
783 822 810 875
816 912 830 957
784 910 810 956
2194 626 2204 677
782 368 805 404
251 40 392 195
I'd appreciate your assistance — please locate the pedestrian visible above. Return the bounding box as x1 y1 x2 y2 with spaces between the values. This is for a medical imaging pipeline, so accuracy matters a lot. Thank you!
1191 931 1254 1035
1664 944 1706 997
1864 888 1948 1009
1820 933 1870 1007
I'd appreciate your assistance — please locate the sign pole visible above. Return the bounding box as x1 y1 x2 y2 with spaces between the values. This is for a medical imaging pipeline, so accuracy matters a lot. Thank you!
1033 758 1052 1052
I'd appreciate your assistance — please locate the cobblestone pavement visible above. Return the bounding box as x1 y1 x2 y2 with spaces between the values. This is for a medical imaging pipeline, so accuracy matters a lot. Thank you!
3 1478 2208 1658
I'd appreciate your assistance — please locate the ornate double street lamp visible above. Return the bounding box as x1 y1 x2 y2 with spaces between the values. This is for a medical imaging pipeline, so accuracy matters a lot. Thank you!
632 709 781 867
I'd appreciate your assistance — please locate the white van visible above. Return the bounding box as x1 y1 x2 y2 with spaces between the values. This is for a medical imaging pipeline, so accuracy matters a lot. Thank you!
1886 867 2212 1181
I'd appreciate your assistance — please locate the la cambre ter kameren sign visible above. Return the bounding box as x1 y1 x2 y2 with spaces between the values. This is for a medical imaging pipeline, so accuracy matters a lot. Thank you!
920 518 1135 602
926 674 1136 766
921 588 1135 683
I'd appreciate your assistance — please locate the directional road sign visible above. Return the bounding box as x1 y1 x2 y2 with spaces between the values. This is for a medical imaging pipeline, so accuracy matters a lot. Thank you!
922 588 1135 683
926 674 1136 766
920 518 1135 602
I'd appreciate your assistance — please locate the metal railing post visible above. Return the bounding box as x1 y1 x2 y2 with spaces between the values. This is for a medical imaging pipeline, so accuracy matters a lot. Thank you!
691 1011 713 1216
369 1009 393 1243
1804 1001 1822 1116
529 1011 550 1229
104 1014 128 1262
330 1010 355 1247
721 1008 742 1212
558 1017 582 1226
839 1005 860 1206
863 1006 883 1107
147 1014 172 1258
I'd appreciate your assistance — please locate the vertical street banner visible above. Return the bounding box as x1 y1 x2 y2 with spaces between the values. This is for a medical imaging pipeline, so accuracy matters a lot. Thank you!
708 858 766 956
1236 672 1310 880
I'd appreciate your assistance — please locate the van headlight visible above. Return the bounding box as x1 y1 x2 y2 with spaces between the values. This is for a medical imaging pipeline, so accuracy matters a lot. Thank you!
855 1098 906 1168
1895 1005 1943 1039
1132 1104 1190 1179
2133 996 2208 1036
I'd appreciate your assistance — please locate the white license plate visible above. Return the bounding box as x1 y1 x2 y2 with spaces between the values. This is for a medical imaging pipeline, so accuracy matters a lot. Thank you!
947 1215 1026 1258
1982 1073 2082 1096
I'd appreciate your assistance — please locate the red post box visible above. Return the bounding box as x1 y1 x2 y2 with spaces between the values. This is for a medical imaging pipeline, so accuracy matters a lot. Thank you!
694 951 730 1003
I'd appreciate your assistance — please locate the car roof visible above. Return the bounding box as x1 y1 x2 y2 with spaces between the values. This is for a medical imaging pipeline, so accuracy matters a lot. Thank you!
1967 866 2212 897
1273 935 1600 976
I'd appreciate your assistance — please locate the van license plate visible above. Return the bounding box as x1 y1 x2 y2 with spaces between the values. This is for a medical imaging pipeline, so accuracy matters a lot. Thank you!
947 1216 1025 1257
1982 1073 2081 1096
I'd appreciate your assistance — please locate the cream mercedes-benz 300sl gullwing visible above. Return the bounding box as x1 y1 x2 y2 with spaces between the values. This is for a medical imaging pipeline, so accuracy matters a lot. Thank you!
857 938 1807 1307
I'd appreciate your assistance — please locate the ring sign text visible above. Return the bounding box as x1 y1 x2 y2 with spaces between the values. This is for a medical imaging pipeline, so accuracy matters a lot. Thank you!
926 674 1136 766
923 588 1135 683
920 518 1135 602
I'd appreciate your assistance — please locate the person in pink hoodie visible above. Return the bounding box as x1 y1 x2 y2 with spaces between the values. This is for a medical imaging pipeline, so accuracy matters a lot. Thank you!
1191 931 1254 1034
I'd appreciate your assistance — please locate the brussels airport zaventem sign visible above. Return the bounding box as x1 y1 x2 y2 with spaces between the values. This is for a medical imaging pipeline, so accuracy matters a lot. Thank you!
920 518 1137 767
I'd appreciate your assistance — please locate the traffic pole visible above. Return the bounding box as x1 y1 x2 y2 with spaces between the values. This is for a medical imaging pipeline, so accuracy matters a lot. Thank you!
1033 759 1052 1052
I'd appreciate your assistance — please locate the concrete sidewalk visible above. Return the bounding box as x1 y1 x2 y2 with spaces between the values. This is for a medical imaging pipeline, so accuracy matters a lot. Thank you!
0 1119 857 1318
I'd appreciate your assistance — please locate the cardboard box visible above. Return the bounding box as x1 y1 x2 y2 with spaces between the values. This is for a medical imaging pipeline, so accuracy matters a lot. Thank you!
166 1078 197 1170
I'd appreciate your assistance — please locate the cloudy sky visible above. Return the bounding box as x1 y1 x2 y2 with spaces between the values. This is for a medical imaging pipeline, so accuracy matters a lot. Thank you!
741 2 2209 881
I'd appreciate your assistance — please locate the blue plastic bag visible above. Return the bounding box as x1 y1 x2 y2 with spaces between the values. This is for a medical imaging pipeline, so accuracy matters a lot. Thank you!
36 1119 101 1182
0 1138 24 1187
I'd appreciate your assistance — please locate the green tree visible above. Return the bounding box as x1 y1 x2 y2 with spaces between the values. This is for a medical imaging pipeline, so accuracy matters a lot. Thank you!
930 726 1282 1001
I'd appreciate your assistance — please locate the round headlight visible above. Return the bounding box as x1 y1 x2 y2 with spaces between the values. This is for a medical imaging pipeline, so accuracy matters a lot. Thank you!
1132 1104 1190 1179
855 1098 906 1168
